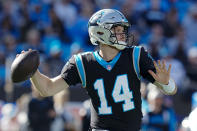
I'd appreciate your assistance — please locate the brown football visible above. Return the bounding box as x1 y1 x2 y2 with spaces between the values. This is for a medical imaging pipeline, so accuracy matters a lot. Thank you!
11 50 40 83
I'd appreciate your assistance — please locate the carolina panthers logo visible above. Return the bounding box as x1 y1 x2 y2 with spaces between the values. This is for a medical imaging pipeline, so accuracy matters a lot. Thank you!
90 11 104 24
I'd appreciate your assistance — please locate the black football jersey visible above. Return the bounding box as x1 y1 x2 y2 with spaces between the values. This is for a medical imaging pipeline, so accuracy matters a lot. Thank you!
61 46 155 131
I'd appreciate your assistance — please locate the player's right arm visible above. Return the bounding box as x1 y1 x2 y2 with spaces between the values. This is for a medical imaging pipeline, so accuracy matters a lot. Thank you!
30 55 81 97
30 71 68 97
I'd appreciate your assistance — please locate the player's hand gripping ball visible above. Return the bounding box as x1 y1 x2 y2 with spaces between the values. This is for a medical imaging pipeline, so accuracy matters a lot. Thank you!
11 49 39 83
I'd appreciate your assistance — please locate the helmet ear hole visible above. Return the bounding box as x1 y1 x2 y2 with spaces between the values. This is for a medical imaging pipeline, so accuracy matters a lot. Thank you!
95 41 100 45
97 32 104 35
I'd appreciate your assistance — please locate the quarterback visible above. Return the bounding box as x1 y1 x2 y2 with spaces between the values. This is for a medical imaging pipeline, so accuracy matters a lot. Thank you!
28 9 177 131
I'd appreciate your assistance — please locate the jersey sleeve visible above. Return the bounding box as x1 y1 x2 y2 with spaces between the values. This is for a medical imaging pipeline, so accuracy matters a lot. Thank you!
61 56 81 86
139 47 156 83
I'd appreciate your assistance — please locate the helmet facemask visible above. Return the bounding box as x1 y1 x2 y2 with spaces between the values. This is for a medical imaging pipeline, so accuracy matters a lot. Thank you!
108 23 132 50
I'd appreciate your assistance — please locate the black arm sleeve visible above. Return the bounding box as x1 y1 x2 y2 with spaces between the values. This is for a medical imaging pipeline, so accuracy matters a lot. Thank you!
139 47 156 83
61 56 81 86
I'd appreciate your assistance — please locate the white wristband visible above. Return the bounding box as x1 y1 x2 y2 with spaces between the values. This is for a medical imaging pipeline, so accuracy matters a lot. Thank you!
158 78 176 94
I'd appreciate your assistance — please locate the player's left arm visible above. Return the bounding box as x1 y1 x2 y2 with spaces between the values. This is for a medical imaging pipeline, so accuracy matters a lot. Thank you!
148 60 177 95
139 47 177 95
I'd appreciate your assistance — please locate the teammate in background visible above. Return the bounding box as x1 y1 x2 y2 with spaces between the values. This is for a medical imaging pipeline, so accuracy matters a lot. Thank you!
28 89 56 131
25 9 177 131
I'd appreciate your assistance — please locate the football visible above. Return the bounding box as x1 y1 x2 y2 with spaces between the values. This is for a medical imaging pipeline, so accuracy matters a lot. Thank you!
11 50 40 83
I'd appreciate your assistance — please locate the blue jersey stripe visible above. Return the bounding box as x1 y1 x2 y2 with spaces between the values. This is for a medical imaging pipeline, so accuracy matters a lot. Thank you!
74 54 86 87
133 46 141 80
93 51 121 71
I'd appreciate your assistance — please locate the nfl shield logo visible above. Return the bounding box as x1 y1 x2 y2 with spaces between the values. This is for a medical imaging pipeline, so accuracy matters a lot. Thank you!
107 65 112 70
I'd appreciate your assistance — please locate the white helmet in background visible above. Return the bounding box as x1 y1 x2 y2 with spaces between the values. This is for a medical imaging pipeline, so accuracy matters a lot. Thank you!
88 9 131 50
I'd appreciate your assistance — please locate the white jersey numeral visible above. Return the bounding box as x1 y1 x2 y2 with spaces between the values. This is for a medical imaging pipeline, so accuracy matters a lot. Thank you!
112 74 135 112
94 74 135 115
94 79 112 115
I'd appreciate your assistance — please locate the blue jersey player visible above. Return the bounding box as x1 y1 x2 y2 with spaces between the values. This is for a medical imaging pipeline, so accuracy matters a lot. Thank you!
27 9 177 131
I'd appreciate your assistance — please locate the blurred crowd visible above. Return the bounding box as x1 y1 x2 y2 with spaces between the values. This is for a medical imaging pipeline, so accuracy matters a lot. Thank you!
0 0 197 130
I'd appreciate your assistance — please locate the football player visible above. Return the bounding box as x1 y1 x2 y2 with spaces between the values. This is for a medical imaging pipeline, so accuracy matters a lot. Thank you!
29 9 177 131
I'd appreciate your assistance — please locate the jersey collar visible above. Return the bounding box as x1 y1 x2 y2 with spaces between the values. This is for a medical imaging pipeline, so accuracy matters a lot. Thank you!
93 51 121 71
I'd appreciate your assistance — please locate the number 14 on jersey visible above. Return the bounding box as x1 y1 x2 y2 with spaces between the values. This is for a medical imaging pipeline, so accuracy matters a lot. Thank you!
94 74 135 115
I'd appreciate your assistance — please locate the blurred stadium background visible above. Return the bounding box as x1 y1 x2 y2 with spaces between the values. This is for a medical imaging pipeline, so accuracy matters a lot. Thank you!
0 0 197 130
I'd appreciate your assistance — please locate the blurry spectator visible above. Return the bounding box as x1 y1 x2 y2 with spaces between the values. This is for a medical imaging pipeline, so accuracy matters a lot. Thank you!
70 42 84 56
186 47 197 84
54 0 77 27
28 89 56 131
187 108 197 131
0 0 22 26
142 85 177 131
42 26 61 55
16 93 31 114
148 24 166 46
95 0 116 9
51 90 76 131
3 33 31 102
166 26 189 65
146 24 166 60
3 34 18 102
128 28 141 46
192 92 197 110
16 94 31 131
79 99 91 131
181 47 197 105
48 8 71 43
4 34 18 58
182 4 197 47
22 29 44 54
120 0 148 46
18 0 35 42
173 0 192 22
66 0 94 48
0 103 19 131
121 0 145 26
0 45 5 89
180 107 197 131
142 0 169 26
0 1 21 38
162 52 186 89
28 0 50 30
0 15 19 39
141 82 149 116
3 34 18 83
163 7 180 38
45 40 65 77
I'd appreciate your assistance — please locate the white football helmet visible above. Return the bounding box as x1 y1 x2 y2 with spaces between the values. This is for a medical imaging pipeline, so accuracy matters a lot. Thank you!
88 9 131 50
